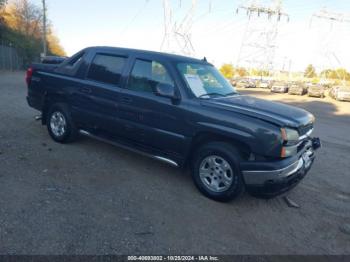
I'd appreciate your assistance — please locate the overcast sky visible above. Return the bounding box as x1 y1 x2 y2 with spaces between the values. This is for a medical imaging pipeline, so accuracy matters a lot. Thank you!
30 0 350 72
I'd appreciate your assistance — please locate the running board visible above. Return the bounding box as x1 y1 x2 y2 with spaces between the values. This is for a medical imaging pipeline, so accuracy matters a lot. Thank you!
79 130 179 167
35 115 42 121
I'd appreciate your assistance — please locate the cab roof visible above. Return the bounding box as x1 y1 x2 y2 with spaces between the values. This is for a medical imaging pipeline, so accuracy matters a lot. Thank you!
84 46 209 64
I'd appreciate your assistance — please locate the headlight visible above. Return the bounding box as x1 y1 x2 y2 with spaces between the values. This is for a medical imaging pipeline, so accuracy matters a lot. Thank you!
281 146 298 158
280 128 300 157
281 128 299 143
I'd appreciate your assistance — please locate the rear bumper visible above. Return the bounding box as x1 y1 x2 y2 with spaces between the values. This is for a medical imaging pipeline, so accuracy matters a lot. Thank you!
338 96 350 102
289 90 304 95
271 88 288 93
27 95 42 111
241 137 321 197
308 92 324 97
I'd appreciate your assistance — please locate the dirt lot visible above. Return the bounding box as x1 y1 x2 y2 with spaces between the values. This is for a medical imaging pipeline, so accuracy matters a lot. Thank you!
0 71 349 255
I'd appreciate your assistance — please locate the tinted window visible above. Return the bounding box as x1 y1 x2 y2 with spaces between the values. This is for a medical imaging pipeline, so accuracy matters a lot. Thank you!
68 52 84 67
87 54 126 85
127 60 174 93
56 52 84 76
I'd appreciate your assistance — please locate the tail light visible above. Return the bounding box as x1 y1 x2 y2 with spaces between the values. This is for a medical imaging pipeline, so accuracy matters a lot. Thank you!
26 67 33 85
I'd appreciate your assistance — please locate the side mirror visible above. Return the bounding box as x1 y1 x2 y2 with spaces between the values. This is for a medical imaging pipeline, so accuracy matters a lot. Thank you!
154 83 178 100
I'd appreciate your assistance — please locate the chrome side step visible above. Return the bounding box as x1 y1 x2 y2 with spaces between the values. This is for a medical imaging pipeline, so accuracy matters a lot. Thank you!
35 115 42 121
79 130 179 167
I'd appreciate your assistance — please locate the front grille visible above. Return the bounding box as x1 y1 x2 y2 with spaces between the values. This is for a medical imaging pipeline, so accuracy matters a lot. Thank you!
299 123 313 137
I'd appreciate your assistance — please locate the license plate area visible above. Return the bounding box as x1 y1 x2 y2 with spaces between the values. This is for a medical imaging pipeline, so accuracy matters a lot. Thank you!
302 148 314 170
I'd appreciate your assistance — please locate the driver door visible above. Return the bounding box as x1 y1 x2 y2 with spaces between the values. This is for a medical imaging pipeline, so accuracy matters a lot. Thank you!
118 58 187 157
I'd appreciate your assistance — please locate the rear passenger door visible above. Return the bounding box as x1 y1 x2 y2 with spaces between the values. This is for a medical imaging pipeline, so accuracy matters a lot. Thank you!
119 58 187 157
82 53 128 135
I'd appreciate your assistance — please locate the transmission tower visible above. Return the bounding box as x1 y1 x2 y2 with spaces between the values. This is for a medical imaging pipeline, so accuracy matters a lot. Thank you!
236 0 289 73
310 8 350 83
160 0 197 56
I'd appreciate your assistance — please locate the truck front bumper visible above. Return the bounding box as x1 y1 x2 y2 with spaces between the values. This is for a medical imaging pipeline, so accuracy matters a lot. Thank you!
241 137 321 197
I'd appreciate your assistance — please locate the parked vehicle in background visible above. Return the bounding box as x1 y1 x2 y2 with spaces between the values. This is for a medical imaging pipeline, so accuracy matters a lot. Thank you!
250 79 258 88
26 46 321 202
329 86 350 101
258 80 273 89
236 79 255 88
230 78 237 87
271 81 289 93
288 82 307 96
41 56 67 64
308 84 326 98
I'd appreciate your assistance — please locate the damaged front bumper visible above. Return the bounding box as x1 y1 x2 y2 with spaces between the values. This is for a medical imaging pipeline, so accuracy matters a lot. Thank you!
241 137 321 197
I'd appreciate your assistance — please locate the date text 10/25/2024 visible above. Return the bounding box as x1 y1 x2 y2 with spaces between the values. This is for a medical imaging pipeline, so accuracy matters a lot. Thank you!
127 256 219 261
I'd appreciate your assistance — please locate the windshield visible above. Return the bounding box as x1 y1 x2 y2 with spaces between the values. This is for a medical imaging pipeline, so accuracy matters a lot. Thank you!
177 62 237 98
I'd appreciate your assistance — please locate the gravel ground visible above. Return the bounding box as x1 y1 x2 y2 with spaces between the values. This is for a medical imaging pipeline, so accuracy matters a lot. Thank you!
0 71 349 255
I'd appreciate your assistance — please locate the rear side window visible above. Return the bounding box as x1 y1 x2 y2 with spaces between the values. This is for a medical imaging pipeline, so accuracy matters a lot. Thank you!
127 59 174 93
68 52 84 67
56 51 85 76
87 54 126 85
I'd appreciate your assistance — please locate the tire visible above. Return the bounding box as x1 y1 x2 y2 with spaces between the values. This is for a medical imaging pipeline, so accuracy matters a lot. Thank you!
191 142 245 202
46 103 78 143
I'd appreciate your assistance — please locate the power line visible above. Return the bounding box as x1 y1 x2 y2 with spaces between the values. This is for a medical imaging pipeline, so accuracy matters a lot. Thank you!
310 8 350 83
160 0 197 56
119 0 150 37
236 0 289 73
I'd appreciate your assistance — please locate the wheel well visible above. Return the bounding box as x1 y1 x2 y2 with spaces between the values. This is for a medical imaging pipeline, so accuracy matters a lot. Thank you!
186 132 251 166
41 94 68 125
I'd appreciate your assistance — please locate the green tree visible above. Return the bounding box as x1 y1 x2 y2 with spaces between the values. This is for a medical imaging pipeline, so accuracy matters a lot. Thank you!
0 0 7 26
334 68 350 81
320 69 333 79
0 0 65 66
304 64 316 78
251 68 270 77
0 0 7 8
219 63 234 79
320 68 350 81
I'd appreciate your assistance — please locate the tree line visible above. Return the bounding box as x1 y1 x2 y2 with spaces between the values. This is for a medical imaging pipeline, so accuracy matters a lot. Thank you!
220 63 350 81
0 0 65 67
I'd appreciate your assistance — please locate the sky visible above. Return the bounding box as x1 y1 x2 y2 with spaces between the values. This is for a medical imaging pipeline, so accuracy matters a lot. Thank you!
30 0 350 72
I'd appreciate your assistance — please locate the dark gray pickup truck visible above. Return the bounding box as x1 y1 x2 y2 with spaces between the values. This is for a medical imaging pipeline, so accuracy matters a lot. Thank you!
26 46 321 201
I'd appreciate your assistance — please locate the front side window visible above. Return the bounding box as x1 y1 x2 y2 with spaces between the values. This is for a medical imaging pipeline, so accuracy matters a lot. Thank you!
127 59 174 93
177 63 237 98
87 54 126 85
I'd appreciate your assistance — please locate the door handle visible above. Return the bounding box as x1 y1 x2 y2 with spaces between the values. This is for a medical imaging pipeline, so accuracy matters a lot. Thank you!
80 87 92 94
121 97 132 103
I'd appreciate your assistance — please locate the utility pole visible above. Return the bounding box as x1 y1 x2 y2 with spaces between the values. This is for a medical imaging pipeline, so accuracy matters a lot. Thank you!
310 8 350 84
160 0 197 56
236 0 289 74
42 0 47 58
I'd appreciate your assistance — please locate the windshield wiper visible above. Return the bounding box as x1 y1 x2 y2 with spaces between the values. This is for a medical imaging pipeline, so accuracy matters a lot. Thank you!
224 91 238 96
198 93 226 99
199 92 238 99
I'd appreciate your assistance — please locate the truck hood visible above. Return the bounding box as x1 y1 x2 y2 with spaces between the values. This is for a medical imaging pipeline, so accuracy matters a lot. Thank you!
200 95 314 128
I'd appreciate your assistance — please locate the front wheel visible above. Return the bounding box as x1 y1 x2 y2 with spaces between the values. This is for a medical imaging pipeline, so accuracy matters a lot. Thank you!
191 142 245 202
47 103 78 143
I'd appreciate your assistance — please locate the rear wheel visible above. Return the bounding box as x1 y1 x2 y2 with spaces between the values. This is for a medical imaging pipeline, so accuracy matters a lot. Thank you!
191 142 245 202
47 103 78 143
